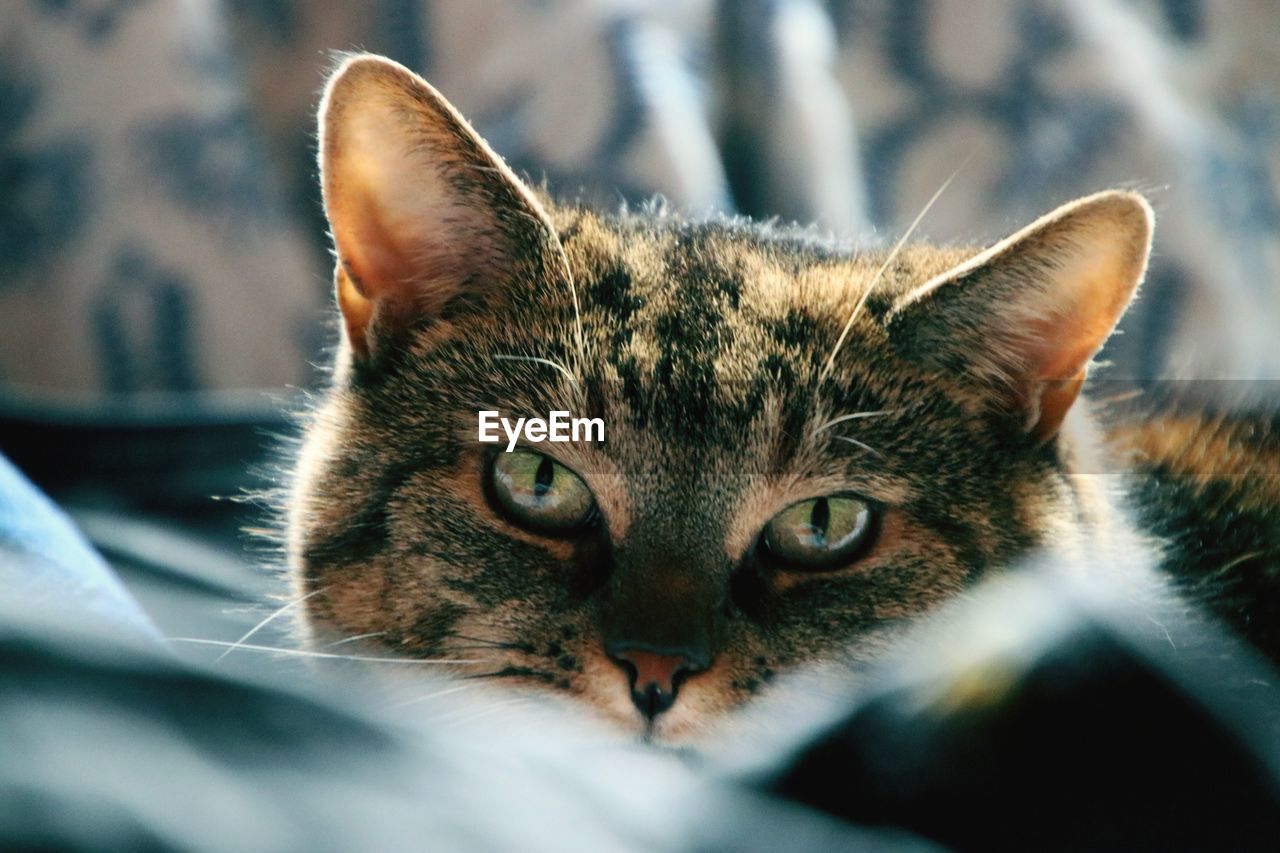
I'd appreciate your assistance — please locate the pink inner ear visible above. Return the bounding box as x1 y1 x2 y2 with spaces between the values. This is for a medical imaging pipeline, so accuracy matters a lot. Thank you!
337 192 476 313
327 125 474 314
1015 229 1149 441
319 56 566 364
1025 312 1108 383
1025 239 1144 382
333 187 412 301
333 200 473 361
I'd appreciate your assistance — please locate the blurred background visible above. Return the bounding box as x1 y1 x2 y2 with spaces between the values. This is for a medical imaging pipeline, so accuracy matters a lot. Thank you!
2 0 1279 641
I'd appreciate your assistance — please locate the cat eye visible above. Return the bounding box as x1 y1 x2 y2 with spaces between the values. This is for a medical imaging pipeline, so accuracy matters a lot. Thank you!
761 495 876 571
489 450 597 533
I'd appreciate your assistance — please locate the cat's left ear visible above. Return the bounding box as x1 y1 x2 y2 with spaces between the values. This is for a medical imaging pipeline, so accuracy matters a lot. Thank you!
319 54 566 361
887 190 1153 442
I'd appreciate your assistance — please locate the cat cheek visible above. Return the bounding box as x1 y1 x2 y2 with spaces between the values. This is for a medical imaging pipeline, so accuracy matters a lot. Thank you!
301 564 396 641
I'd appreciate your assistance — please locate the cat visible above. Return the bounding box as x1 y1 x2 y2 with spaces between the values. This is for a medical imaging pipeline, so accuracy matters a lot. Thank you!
286 53 1279 744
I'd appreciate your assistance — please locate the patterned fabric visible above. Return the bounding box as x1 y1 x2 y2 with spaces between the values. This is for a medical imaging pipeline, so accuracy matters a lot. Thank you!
2 0 1278 406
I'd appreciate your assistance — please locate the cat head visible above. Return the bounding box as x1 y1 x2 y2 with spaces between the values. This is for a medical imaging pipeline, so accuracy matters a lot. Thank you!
288 54 1153 742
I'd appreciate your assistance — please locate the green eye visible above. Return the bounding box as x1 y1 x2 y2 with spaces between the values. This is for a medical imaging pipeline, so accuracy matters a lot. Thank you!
490 450 597 533
761 495 875 570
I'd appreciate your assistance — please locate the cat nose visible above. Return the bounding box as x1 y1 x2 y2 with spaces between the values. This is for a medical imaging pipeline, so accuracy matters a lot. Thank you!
608 645 704 720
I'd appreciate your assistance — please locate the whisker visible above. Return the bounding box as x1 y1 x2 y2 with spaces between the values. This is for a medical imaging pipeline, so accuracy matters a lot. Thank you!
216 587 329 662
442 644 529 652
324 632 387 648
1209 550 1271 578
432 695 539 727
813 409 896 435
385 681 488 710
820 159 969 383
170 638 471 665
463 666 557 684
1147 615 1177 650
449 633 534 652
554 241 588 379
832 434 881 455
492 354 578 384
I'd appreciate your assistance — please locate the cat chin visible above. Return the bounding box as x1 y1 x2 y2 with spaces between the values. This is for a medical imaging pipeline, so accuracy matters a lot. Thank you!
644 691 737 746
573 668 849 748
505 650 760 745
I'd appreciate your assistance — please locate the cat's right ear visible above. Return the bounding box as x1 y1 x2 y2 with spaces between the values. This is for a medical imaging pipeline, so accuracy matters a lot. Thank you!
887 191 1154 442
319 54 565 361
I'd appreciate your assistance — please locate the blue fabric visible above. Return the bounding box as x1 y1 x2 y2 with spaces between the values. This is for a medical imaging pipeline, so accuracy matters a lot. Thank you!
0 453 158 642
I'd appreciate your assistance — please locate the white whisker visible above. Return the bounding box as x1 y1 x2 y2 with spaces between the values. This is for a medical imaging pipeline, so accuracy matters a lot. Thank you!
813 409 896 435
385 681 487 710
431 695 538 727
492 354 578 384
216 587 329 662
449 633 528 650
820 160 969 383
324 632 387 648
1211 550 1269 578
832 434 881 455
548 238 587 379
170 638 471 665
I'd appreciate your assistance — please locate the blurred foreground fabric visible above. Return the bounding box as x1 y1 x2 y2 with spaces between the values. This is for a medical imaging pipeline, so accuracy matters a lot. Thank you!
2 453 1278 850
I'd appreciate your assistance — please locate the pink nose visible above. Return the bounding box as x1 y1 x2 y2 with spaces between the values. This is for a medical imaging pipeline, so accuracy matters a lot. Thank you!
609 647 699 720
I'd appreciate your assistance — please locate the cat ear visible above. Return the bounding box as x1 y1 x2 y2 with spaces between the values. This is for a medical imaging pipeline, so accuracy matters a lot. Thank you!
319 54 564 360
887 191 1153 441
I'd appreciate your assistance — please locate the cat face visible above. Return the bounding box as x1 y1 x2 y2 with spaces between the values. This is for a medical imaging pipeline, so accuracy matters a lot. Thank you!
288 55 1153 742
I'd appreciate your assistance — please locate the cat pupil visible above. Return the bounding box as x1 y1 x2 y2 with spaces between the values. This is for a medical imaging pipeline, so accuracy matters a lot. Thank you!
809 498 830 546
533 457 555 499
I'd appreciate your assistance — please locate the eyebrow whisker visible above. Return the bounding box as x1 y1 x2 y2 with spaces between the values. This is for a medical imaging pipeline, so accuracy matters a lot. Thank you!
492 353 579 384
820 157 971 383
832 434 882 456
449 633 535 652
813 409 896 435
384 681 490 710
